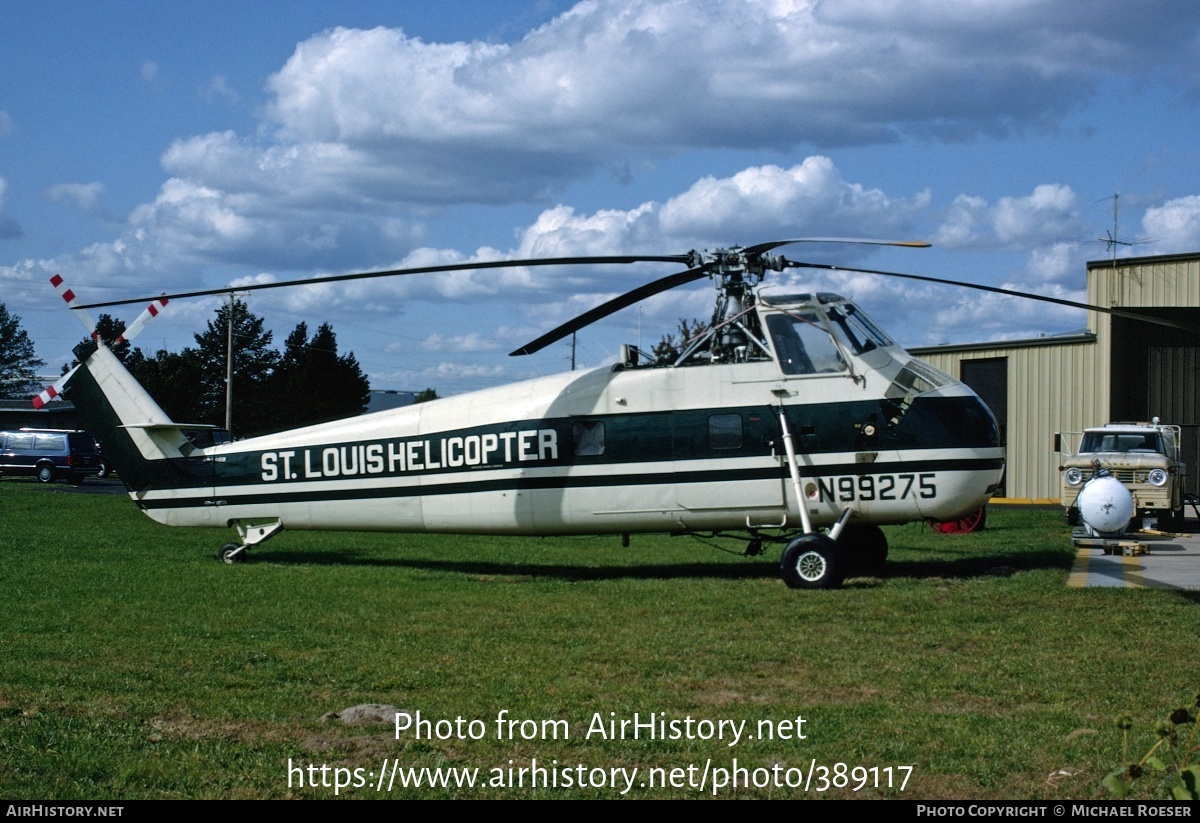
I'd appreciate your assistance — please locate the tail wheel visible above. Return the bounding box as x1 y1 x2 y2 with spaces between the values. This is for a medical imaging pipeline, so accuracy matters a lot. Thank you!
780 534 845 589
930 506 987 534
218 543 247 564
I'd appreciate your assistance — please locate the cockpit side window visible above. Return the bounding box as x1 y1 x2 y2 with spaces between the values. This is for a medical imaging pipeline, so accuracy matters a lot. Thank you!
765 312 846 376
826 303 893 354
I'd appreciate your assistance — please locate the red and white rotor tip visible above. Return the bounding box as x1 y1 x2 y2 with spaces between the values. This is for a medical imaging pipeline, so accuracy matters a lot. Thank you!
31 385 60 410
47 274 170 346
118 295 169 344
37 278 170 408
31 365 79 409
49 273 96 335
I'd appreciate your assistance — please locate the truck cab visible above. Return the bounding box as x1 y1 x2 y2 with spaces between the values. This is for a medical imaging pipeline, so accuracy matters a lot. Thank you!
1059 418 1185 529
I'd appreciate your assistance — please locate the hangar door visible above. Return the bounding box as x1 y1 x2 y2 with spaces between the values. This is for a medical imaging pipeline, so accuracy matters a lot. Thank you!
1111 310 1200 498
960 357 1007 497
1148 346 1199 498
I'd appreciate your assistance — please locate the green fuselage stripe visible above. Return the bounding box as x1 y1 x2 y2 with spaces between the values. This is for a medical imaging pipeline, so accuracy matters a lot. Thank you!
137 457 1004 510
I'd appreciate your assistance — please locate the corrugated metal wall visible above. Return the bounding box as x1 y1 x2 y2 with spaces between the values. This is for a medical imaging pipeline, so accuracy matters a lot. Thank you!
1091 257 1200 309
915 338 1104 501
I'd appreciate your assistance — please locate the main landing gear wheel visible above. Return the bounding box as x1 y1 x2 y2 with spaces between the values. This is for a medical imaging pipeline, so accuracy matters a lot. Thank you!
930 506 987 534
842 523 888 572
219 543 247 564
780 534 845 590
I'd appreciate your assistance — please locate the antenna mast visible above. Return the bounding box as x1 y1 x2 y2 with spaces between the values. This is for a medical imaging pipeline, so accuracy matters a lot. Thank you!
1096 192 1151 268
1110 193 1118 268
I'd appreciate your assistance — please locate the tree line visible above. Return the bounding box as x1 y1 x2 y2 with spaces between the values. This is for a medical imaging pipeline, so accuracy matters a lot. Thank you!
0 303 44 398
87 299 373 438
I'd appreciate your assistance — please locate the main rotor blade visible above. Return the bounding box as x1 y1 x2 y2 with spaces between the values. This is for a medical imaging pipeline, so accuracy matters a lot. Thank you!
509 239 930 356
746 238 931 257
785 259 1200 335
509 265 712 356
73 254 691 310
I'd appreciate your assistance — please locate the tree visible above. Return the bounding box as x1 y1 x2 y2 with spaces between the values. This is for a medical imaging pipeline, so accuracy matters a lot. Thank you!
269 321 370 430
0 303 45 398
413 388 439 404
192 299 279 437
92 314 132 363
71 314 131 367
126 347 206 423
652 318 708 363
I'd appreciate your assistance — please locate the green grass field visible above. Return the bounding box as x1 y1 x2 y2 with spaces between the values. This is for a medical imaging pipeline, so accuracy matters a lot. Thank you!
1 480 1196 799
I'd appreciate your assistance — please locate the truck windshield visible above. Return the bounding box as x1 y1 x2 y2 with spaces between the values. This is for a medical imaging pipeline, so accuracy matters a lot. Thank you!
1080 432 1162 453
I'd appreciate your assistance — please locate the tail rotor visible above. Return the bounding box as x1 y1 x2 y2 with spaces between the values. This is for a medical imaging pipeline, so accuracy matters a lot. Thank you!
32 275 169 408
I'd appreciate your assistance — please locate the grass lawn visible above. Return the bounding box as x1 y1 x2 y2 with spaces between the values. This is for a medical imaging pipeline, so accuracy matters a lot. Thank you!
1 480 1196 799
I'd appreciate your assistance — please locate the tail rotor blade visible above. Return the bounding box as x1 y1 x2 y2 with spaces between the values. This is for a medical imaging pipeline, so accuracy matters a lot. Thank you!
32 364 80 409
117 295 169 344
49 274 97 334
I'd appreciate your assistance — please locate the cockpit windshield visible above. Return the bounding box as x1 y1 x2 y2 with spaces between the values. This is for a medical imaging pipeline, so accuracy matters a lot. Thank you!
765 312 847 375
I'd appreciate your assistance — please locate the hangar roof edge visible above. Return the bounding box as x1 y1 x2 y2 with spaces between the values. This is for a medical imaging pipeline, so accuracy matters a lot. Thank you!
908 331 1097 356
1086 250 1200 270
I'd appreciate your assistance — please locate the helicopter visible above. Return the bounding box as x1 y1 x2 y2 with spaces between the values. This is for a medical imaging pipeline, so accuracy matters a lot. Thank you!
44 239 1011 589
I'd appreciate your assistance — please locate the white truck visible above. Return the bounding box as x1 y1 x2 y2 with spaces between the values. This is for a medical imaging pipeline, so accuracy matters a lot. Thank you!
1058 418 1185 537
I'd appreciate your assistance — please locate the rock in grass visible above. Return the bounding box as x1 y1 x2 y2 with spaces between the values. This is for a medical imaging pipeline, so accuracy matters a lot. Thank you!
323 704 408 725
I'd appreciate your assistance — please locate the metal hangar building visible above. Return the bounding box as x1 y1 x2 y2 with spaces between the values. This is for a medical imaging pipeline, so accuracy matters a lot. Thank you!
910 251 1200 504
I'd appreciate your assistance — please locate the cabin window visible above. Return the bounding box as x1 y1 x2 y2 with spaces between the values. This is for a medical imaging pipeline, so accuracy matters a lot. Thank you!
708 414 743 450
765 313 846 375
35 435 67 450
7 434 35 450
571 421 606 456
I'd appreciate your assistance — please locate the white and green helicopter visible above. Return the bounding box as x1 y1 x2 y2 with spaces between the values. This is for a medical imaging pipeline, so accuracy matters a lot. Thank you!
44 239 1010 589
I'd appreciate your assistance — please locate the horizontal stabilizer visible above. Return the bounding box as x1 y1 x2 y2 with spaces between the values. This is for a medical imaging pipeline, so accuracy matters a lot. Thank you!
119 423 220 431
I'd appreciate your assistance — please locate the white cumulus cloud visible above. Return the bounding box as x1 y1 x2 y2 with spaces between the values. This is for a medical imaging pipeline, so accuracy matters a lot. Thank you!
1141 196 1200 253
934 184 1085 250
0 177 23 239
46 182 106 215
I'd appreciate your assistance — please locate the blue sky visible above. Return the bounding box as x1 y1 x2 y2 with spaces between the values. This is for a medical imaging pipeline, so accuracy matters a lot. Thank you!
3 0 1200 396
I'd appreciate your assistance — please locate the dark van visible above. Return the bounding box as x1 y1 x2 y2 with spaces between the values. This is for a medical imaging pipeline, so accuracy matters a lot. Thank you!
0 429 106 483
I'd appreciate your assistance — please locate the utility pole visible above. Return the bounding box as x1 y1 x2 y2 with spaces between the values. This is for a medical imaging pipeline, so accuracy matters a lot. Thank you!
225 292 234 435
